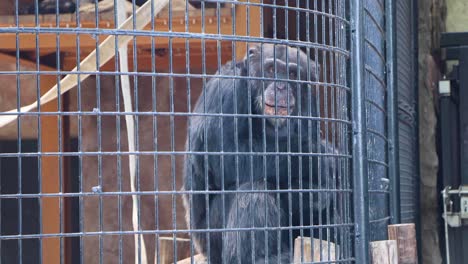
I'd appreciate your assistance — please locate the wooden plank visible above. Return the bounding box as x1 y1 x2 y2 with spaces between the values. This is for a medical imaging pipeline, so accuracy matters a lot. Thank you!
152 237 191 264
61 40 233 71
293 237 339 263
0 7 231 25
39 65 62 264
388 224 418 264
176 237 339 264
370 240 398 264
0 15 233 54
235 0 262 60
175 254 206 264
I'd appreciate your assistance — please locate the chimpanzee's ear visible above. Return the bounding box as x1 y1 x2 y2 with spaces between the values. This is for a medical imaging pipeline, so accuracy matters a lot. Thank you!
247 44 259 58
240 44 260 75
243 44 260 64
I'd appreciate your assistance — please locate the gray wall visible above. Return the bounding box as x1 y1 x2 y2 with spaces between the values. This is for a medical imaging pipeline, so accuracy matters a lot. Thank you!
446 0 468 32
418 0 446 263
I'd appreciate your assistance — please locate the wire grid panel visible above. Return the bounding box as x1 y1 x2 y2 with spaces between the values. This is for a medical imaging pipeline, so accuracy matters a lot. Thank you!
0 0 352 263
395 0 418 224
363 0 392 241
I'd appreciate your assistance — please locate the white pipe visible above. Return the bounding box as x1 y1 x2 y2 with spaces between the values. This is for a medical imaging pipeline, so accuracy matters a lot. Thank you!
116 0 148 263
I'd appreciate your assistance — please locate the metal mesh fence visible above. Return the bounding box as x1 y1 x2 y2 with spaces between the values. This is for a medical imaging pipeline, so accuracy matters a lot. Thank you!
395 0 418 225
0 0 397 263
364 0 391 242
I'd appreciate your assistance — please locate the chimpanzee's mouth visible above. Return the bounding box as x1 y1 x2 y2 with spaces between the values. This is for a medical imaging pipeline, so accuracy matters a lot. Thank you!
264 103 294 116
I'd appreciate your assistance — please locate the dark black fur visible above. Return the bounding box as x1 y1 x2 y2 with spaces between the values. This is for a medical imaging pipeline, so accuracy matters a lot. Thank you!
183 44 338 263
188 0 226 9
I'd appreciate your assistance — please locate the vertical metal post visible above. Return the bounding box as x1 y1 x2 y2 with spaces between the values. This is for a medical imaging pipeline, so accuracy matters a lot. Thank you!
440 91 459 264
351 0 370 262
460 47 468 184
412 0 422 261
440 33 468 263
458 47 468 263
385 0 401 224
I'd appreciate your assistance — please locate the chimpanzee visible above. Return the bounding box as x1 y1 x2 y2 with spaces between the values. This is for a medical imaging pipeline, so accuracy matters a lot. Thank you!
182 44 338 263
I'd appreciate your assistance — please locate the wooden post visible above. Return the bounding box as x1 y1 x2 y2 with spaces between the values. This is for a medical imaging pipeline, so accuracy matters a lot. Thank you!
154 237 191 264
370 240 398 264
293 237 338 263
0 53 62 263
39 66 62 264
235 0 262 60
388 224 418 264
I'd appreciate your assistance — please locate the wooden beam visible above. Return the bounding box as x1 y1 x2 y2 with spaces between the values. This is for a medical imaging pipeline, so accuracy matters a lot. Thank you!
388 224 418 264
0 15 233 54
235 0 262 60
370 240 398 264
0 8 231 26
61 40 233 71
39 66 62 264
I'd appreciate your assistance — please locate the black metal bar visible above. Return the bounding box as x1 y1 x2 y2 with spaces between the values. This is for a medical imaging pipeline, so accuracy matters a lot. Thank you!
444 47 460 60
459 47 468 185
351 0 370 261
457 48 468 263
386 0 401 225
439 90 463 264
441 32 468 48
439 90 459 187
412 0 422 262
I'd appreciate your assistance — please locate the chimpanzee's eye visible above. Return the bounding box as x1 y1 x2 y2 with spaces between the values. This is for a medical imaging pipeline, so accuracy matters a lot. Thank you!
288 63 299 80
289 70 297 80
268 65 275 75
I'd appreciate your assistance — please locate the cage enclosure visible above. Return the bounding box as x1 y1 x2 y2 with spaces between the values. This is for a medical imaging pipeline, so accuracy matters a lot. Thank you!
0 0 418 263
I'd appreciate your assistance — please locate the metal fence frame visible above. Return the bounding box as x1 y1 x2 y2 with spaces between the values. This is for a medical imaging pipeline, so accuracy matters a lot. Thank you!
0 0 413 263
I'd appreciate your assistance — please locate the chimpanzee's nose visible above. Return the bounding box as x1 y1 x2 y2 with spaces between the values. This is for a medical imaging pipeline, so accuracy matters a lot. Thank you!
276 82 287 90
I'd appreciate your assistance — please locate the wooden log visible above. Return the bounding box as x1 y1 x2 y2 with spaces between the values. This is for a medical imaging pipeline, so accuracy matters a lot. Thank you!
174 254 206 264
370 240 398 264
388 224 418 264
293 237 339 263
153 237 192 264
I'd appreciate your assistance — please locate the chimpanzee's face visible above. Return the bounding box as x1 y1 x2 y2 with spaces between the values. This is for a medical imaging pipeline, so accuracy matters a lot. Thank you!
244 44 319 129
